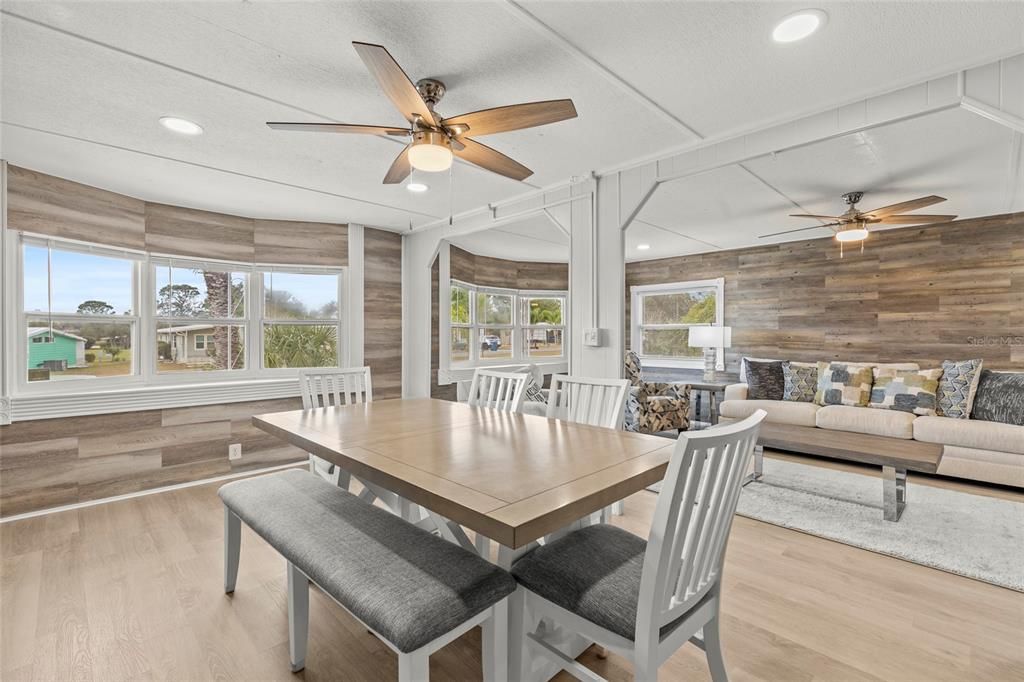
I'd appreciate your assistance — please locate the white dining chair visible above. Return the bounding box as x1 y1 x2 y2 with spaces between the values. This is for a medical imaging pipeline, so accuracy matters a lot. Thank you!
466 368 529 412
508 409 767 682
546 374 630 429
298 367 373 488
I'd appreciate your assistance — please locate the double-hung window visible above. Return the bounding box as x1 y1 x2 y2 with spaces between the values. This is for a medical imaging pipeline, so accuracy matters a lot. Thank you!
153 258 248 374
14 232 347 395
447 280 567 366
262 268 343 369
630 278 724 368
21 237 140 383
521 294 566 359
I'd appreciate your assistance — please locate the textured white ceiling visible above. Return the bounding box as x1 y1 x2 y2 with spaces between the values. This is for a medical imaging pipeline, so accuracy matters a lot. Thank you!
448 213 570 262
628 107 1024 260
1 1 1022 237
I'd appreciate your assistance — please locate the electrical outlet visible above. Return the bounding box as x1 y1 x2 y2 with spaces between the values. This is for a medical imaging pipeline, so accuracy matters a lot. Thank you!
228 443 242 461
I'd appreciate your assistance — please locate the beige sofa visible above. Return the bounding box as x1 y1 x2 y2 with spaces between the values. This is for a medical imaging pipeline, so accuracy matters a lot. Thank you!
718 365 1023 488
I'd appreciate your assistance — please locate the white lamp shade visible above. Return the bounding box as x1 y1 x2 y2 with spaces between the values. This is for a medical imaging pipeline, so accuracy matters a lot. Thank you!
688 326 732 348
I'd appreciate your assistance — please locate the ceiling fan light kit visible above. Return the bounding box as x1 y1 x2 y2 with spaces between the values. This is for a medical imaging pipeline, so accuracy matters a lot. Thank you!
267 41 577 185
760 191 957 257
408 131 453 172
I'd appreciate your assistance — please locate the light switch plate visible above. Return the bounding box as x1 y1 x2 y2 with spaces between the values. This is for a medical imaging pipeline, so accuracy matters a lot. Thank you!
583 328 601 347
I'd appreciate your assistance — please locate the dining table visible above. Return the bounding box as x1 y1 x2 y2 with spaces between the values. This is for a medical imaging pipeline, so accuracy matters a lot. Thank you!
253 397 677 680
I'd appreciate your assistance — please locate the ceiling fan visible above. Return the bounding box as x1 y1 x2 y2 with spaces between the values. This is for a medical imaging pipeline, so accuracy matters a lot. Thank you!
760 191 957 250
267 41 578 184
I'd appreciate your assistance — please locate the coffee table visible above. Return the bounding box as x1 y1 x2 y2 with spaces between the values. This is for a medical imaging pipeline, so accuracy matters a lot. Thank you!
745 422 944 522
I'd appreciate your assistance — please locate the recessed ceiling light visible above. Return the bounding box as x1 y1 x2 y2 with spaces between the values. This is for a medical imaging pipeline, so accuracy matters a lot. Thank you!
772 9 827 43
637 244 651 250
406 182 429 193
159 116 203 135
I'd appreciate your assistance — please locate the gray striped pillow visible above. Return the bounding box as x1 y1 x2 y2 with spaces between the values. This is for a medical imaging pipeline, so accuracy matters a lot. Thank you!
970 370 1024 426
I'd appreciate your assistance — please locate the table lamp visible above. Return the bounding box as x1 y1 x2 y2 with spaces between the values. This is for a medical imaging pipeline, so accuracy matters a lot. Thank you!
688 326 732 381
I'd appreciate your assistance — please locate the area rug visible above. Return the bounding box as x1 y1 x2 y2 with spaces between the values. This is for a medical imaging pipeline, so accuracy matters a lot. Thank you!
647 459 1024 591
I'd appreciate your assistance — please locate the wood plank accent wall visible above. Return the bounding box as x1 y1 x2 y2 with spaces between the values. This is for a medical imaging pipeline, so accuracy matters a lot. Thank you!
431 245 570 400
364 228 403 399
1 167 402 516
0 397 305 517
6 165 348 266
625 212 1024 371
450 245 569 290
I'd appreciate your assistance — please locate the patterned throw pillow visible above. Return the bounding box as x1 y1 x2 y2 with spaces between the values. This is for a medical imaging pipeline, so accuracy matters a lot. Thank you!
815 362 874 407
743 359 784 400
868 367 942 415
782 361 817 402
937 359 984 418
523 375 547 403
970 370 1024 426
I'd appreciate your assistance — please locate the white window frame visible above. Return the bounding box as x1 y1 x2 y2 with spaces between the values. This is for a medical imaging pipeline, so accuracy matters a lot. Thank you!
630 278 725 370
259 265 346 374
15 234 144 392
445 278 567 370
7 231 347 399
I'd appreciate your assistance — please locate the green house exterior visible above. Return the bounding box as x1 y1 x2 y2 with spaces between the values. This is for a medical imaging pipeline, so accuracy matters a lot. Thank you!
28 328 86 370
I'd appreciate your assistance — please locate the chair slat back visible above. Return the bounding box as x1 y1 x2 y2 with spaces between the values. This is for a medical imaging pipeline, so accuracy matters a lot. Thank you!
547 375 630 429
634 410 766 643
467 369 529 412
299 367 373 409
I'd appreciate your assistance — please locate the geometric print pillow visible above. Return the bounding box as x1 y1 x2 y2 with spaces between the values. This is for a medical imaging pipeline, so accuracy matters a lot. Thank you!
782 361 817 402
815 362 874 407
868 367 942 415
936 358 984 419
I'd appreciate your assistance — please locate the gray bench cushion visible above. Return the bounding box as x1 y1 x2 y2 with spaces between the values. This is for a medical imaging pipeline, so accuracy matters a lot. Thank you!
511 524 692 641
219 469 515 653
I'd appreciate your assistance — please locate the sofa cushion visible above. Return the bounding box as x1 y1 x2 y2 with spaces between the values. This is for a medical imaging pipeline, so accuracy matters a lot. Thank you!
868 367 942 416
914 415 1024 455
970 370 1024 427
937 446 1024 488
816 405 916 439
720 399 819 427
936 359 984 419
739 357 780 383
743 359 784 400
815 362 875 407
782 361 817 403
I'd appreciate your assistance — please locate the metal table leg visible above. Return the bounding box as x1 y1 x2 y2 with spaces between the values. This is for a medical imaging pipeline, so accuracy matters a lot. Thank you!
882 465 907 522
744 443 764 486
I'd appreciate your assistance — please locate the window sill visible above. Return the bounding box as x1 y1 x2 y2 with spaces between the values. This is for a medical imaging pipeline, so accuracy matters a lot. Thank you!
6 377 302 422
439 359 569 385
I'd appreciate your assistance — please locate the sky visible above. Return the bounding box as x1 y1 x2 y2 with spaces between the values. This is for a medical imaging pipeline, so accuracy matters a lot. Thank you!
24 245 338 317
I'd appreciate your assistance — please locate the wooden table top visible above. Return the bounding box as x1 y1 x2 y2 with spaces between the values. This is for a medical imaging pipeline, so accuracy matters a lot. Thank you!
253 398 675 548
758 422 943 473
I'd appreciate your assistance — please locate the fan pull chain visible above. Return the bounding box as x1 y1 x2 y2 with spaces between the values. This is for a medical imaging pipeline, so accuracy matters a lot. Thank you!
449 163 454 227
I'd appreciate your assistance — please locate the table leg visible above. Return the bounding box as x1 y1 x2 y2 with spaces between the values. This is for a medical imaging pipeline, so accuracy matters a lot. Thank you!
695 390 703 426
882 466 907 522
709 390 718 425
744 444 764 486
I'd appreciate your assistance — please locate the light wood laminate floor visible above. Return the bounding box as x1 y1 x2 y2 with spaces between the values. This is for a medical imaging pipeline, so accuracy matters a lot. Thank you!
2 453 1022 682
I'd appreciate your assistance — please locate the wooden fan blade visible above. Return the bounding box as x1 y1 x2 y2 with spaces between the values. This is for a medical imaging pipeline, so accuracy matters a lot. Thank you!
383 145 412 184
872 214 957 225
861 195 946 219
352 42 438 127
789 213 843 220
760 223 841 238
267 122 409 136
454 138 532 181
442 99 577 137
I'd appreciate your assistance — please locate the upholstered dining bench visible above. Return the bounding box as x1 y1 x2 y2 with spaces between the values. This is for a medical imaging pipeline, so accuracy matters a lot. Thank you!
219 469 516 681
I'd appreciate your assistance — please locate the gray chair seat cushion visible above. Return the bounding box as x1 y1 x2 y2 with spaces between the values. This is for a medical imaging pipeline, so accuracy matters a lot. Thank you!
219 469 515 653
512 524 688 641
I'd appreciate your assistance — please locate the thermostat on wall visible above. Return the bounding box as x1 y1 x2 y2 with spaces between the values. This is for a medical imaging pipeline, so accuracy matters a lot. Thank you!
583 328 602 347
